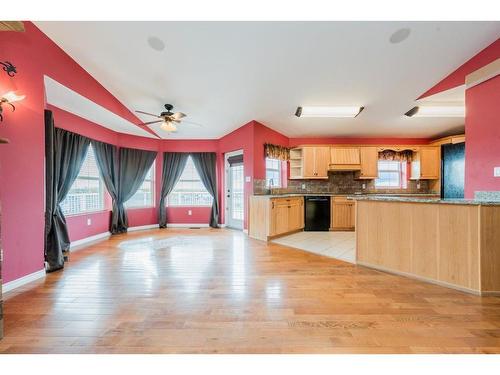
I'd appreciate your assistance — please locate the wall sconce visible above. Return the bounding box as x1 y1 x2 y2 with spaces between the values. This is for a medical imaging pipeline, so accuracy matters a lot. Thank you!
0 91 26 121
0 60 24 122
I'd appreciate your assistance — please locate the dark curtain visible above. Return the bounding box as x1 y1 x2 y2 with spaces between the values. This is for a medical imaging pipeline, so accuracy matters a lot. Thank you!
44 111 91 272
158 152 189 228
191 152 219 228
92 140 120 233
114 147 157 233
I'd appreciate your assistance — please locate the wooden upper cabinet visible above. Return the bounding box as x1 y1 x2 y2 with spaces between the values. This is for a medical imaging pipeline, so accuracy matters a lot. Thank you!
411 147 440 180
358 147 379 179
314 147 330 178
302 146 329 179
302 147 316 178
420 147 440 179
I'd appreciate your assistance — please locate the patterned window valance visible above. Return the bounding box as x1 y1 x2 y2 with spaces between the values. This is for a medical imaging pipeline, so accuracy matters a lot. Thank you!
378 149 414 162
264 143 290 161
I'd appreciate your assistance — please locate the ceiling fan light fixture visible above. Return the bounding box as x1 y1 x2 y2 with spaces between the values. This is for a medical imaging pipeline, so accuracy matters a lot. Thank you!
295 106 364 118
160 120 177 132
404 105 465 118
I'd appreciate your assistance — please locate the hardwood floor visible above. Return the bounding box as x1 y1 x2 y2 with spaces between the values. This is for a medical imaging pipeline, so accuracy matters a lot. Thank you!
1 228 500 354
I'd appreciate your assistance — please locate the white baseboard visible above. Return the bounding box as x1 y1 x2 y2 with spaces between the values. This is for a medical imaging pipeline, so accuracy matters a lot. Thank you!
166 223 210 228
2 269 46 294
70 231 111 251
128 224 159 232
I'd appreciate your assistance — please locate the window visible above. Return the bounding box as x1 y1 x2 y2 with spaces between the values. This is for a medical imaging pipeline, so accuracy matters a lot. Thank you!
168 156 213 206
60 145 104 215
375 160 408 189
125 161 155 208
266 158 282 188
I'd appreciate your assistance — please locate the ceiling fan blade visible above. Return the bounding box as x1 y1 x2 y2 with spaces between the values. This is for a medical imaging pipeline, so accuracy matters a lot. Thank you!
135 110 162 118
171 112 186 120
139 120 162 126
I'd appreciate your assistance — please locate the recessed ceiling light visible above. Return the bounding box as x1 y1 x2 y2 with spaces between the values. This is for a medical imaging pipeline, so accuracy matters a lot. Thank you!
147 36 165 51
390 28 411 44
404 106 465 117
295 106 364 118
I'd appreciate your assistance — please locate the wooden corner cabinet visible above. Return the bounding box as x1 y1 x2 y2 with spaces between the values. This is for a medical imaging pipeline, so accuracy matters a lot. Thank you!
249 196 304 241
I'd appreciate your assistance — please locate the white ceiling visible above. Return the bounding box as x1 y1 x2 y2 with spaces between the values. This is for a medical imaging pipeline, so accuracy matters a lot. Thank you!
36 21 500 139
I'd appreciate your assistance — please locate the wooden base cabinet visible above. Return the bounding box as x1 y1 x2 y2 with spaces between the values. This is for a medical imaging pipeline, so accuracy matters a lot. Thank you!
331 196 355 231
249 196 304 241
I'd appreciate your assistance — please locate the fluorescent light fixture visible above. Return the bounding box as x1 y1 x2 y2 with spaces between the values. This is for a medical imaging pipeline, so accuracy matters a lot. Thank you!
295 106 364 118
405 106 465 117
160 121 177 132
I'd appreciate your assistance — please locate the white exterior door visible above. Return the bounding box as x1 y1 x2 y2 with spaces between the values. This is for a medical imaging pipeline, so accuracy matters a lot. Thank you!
225 151 244 230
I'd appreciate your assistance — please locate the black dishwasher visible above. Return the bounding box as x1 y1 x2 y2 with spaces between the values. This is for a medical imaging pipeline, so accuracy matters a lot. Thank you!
304 196 331 231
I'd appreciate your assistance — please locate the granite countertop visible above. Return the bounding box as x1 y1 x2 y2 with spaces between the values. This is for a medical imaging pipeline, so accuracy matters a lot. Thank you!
253 193 440 198
349 195 500 206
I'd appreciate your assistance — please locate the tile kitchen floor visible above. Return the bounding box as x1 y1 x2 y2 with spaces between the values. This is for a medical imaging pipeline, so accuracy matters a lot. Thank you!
272 231 356 263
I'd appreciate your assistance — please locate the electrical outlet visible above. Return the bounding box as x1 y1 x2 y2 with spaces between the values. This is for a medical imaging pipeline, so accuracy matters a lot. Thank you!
301 183 306 189
245 176 251 182
188 210 192 216
87 218 92 226
417 182 421 190
362 183 366 189
494 167 500 177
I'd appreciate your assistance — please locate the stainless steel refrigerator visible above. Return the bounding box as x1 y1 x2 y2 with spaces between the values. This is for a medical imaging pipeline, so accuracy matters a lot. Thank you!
441 142 465 199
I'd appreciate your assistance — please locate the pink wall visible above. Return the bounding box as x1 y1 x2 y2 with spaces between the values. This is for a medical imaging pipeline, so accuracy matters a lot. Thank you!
414 38 500 197
419 39 500 99
0 23 155 283
2 22 495 286
218 121 256 228
464 75 500 198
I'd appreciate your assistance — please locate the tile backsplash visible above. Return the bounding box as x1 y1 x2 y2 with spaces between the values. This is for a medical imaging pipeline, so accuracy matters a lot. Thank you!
254 171 434 195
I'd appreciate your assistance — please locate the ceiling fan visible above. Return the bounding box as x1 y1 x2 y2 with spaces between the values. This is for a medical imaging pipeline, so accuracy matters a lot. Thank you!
135 104 200 132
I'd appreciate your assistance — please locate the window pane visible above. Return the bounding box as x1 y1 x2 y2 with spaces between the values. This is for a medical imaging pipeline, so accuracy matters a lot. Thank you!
61 145 104 215
168 156 213 206
265 158 281 188
125 161 155 208
375 160 406 189
230 164 244 221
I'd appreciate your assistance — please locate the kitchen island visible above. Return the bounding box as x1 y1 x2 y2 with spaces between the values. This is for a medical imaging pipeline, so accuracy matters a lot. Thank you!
353 196 500 295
